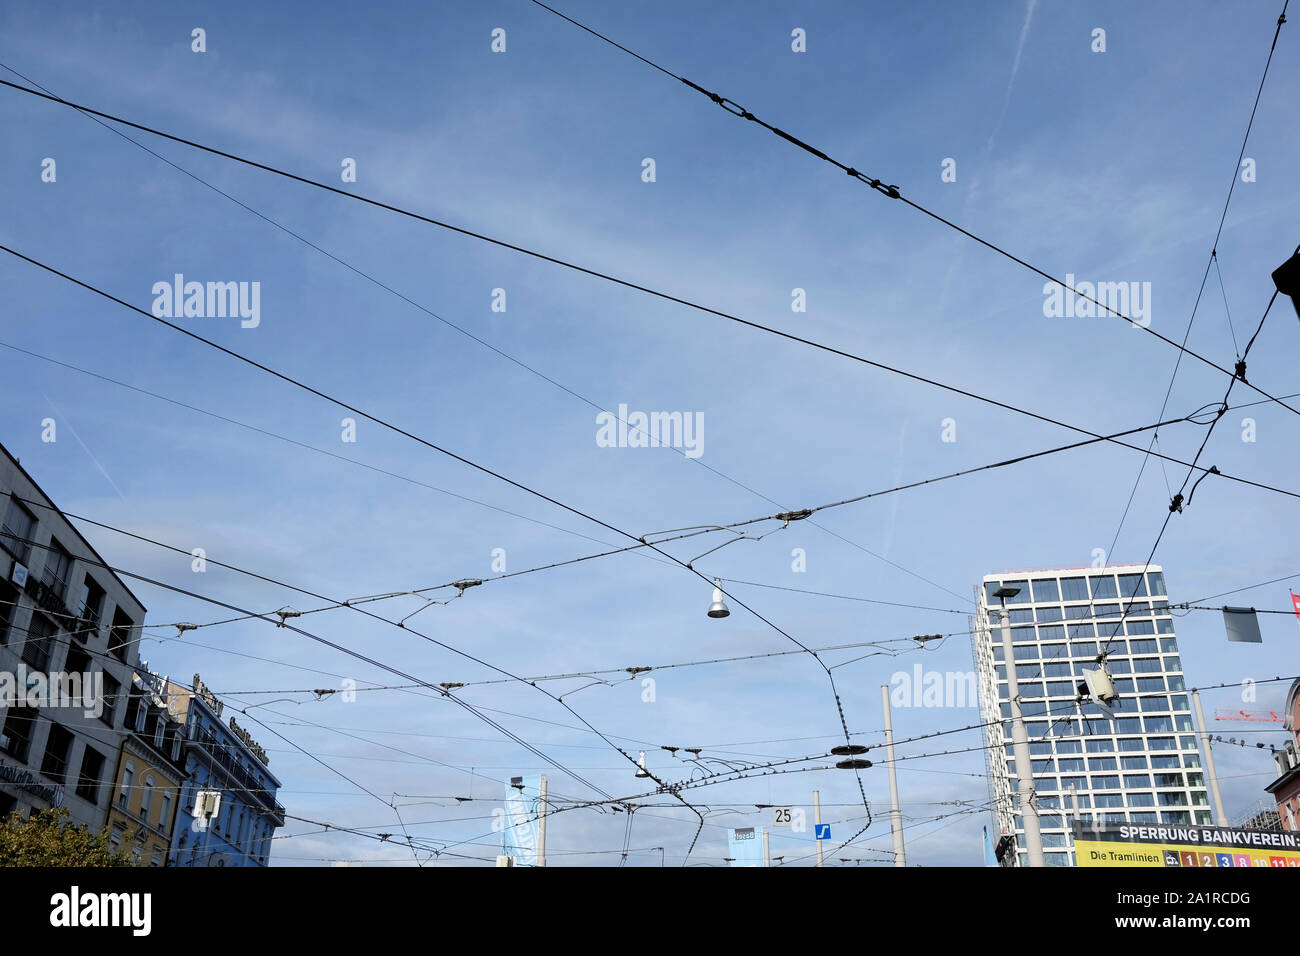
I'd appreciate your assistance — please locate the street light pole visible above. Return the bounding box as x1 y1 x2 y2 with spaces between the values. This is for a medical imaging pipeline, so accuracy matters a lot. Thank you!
881 683 906 866
1191 690 1229 826
538 775 548 867
996 586 1046 867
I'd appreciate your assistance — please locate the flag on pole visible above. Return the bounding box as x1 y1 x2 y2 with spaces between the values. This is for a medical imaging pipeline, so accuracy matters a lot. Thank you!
1291 591 1300 631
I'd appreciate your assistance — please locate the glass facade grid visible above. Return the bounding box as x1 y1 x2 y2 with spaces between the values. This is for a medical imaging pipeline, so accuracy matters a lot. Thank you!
975 565 1208 867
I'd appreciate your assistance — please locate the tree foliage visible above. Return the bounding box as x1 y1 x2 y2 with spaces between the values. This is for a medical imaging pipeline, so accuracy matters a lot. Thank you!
0 808 131 867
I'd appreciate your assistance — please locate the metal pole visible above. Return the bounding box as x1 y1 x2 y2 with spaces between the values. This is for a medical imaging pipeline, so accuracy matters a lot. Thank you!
537 775 548 867
881 684 906 866
1191 690 1228 826
813 789 824 868
999 598 1046 866
763 827 771 867
1067 784 1078 867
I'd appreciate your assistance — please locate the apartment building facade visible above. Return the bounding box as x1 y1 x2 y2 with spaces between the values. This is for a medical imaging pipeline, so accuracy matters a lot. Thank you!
167 676 285 866
104 669 189 865
0 442 148 831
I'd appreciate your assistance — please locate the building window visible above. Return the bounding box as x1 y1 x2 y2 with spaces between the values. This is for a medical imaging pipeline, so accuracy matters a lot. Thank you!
76 575 105 631
40 723 75 785
76 746 105 804
39 538 72 602
0 707 38 761
21 613 57 672
107 607 134 661
140 775 156 824
1060 577 1088 601
1117 573 1148 599
1030 578 1060 603
0 579 18 644
109 824 124 850
160 791 173 830
100 672 120 726
119 761 135 808
0 496 36 564
64 646 91 681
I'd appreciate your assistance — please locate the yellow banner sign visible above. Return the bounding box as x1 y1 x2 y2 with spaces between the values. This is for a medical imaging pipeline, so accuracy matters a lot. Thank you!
1076 826 1300 868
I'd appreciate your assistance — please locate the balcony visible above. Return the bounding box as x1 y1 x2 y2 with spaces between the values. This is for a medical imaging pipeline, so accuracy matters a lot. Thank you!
191 728 281 817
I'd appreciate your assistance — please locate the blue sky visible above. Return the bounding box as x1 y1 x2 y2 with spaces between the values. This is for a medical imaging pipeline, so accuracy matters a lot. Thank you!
1 0 1297 865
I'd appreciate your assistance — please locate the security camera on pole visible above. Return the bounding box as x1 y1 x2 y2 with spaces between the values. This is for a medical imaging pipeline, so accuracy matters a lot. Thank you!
994 585 1046 867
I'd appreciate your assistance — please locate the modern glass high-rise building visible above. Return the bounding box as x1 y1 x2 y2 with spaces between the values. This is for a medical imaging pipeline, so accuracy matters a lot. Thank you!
972 564 1212 866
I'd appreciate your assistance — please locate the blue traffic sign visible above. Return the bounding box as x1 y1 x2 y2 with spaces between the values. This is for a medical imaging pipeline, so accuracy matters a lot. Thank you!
815 824 831 840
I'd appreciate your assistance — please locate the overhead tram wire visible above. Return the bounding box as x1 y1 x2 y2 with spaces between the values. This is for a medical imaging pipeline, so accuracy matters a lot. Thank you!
5 251 1292 510
7 406 1283 830
525 0 1300 420
1106 0 1292 558
5 76 1289 853
14 402 1281 642
4 403 1294 837
3 394 1293 830
3 522 718 861
0 528 616 801
1100 288 1285 661
0 563 731 758
975 289 1295 723
2 90 1297 471
9 252 1282 845
15 385 1296 645
0 243 915 834
0 62 962 609
0 337 667 564
209 633 951 698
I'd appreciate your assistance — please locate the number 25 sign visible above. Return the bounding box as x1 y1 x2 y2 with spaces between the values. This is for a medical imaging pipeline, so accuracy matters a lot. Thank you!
771 807 807 831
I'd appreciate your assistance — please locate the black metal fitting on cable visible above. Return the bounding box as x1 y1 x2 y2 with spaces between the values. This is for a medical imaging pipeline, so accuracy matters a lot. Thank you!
1187 466 1221 507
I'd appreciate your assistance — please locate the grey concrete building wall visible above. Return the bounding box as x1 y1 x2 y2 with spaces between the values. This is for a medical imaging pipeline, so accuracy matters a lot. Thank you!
0 442 148 832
